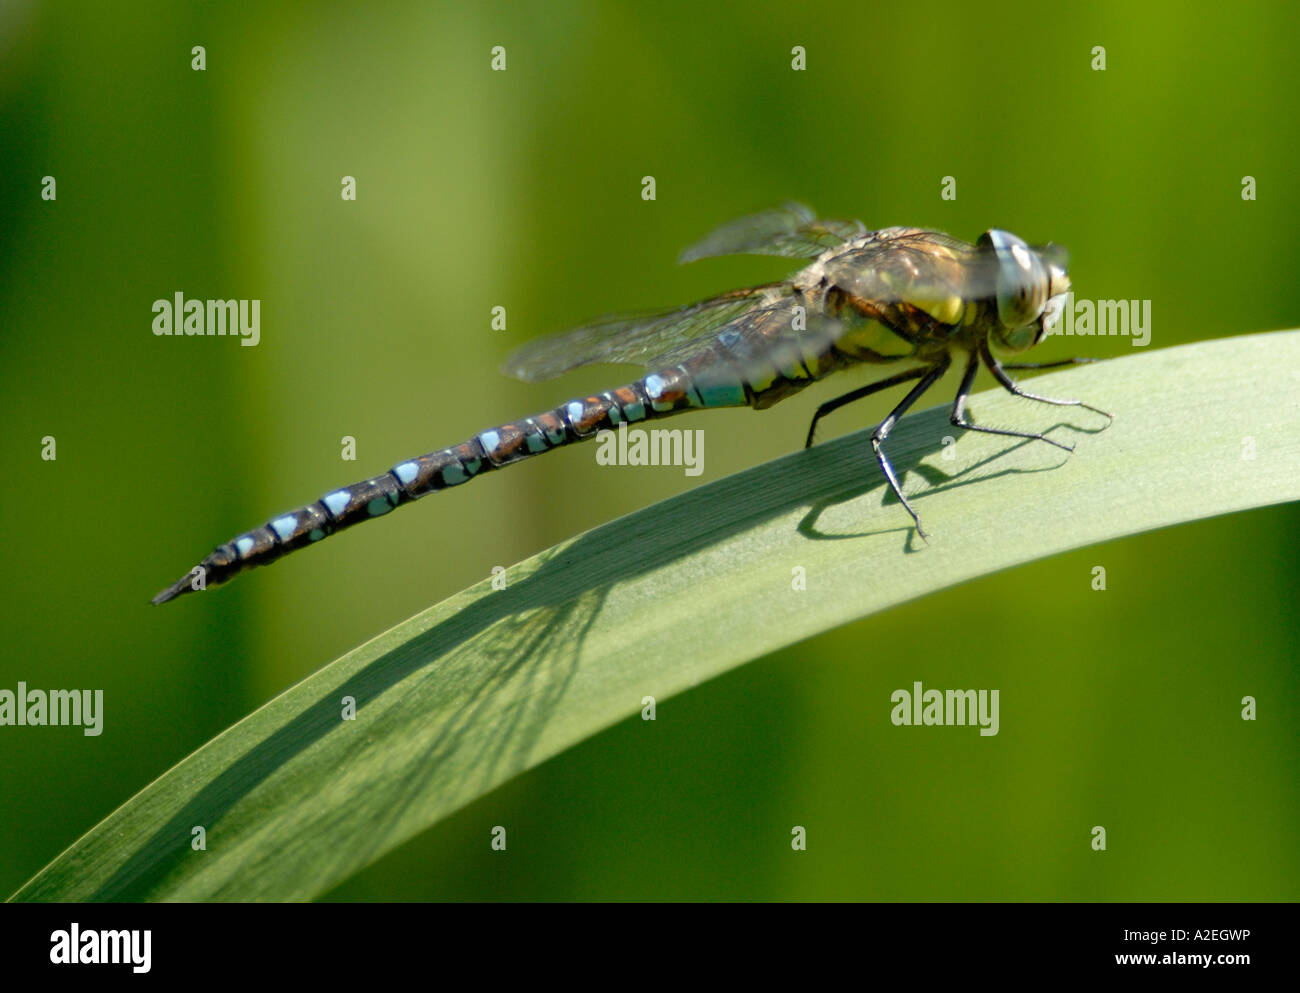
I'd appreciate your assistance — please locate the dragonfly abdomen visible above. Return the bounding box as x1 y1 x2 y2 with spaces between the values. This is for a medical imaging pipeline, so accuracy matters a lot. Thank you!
151 366 731 604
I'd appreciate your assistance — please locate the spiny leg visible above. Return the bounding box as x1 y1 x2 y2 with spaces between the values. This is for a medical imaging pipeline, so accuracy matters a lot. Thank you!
870 357 950 539
804 366 931 448
980 341 1113 420
950 350 1075 453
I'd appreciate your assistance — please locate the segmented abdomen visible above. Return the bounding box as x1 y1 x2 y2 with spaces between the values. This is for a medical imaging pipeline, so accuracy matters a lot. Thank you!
151 366 742 604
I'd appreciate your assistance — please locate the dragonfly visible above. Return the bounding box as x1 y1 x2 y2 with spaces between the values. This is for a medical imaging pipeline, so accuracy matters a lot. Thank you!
153 203 1111 604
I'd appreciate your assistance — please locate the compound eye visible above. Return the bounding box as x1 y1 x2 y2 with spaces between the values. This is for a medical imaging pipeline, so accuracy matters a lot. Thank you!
982 230 1047 329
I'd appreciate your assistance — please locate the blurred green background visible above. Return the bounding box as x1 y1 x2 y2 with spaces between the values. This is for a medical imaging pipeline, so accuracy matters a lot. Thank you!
1 0 1296 901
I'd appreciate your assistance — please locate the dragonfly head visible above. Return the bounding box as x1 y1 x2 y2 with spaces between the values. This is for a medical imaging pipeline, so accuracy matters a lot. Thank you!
978 230 1070 352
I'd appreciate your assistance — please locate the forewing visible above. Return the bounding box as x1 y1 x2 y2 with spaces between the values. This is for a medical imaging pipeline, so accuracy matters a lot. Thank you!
678 202 866 263
501 285 782 382
505 226 1070 385
653 295 847 394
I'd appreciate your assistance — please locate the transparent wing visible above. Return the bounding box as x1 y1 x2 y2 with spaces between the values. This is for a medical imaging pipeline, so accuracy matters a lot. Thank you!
504 228 1070 385
678 202 866 263
653 296 849 392
502 284 848 390
501 285 784 382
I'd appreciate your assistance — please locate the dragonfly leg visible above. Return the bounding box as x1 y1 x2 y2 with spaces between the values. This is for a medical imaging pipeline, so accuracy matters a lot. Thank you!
1000 357 1096 370
870 358 950 539
980 341 1114 420
951 351 1075 452
804 366 931 448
